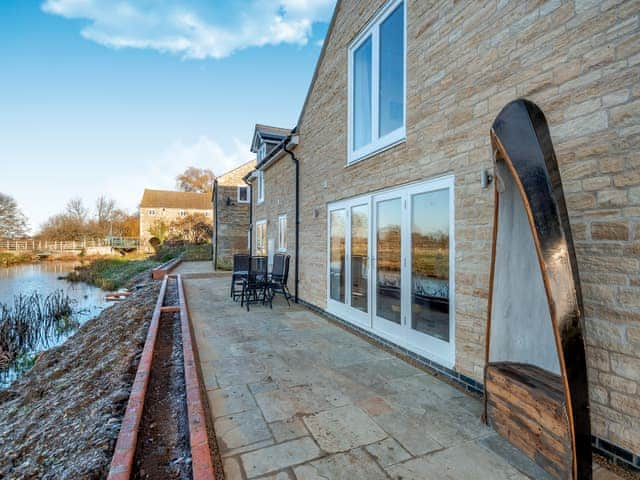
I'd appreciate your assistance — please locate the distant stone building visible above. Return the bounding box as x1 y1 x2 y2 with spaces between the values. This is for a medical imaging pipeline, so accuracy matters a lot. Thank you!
211 160 255 268
139 189 212 251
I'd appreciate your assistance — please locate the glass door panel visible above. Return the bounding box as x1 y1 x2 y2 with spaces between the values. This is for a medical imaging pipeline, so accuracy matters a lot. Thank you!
376 198 402 324
329 209 346 303
350 204 369 312
411 189 450 341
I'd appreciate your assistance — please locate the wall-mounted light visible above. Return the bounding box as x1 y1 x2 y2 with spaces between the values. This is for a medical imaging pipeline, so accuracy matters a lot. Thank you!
226 197 234 206
481 168 494 189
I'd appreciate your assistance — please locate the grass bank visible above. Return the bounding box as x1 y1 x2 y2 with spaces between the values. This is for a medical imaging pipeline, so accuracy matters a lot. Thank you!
0 252 35 268
155 243 212 262
66 257 160 290
66 244 211 290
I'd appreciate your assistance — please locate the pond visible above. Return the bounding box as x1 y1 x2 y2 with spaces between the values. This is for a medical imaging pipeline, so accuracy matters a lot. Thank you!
0 261 109 388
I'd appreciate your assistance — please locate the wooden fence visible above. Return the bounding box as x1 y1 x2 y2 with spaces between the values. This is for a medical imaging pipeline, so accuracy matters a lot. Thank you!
0 237 139 252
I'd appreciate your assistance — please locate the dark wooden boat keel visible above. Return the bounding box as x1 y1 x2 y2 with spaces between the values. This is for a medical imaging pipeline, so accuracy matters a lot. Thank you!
484 99 591 479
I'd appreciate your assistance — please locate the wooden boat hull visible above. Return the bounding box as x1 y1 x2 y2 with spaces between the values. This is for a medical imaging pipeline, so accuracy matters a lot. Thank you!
484 99 591 479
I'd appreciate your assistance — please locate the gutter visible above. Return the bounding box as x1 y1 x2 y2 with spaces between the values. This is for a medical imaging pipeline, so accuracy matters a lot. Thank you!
248 179 253 255
213 178 219 270
283 133 300 304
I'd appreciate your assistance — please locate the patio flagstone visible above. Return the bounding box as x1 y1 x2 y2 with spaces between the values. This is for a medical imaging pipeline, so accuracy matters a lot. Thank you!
180 270 619 480
293 448 388 479
215 409 273 451
385 442 535 480
240 437 323 478
302 405 387 453
208 384 257 418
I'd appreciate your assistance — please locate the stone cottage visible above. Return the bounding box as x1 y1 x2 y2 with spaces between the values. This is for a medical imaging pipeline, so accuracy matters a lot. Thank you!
212 160 255 268
245 0 640 472
139 189 213 251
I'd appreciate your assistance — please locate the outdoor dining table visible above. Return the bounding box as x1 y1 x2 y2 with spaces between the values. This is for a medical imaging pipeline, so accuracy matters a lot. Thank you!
230 253 291 310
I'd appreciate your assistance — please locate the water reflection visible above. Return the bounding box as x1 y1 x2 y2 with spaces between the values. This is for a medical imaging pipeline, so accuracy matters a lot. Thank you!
0 262 109 387
376 198 402 324
411 189 450 341
329 210 346 302
351 205 368 312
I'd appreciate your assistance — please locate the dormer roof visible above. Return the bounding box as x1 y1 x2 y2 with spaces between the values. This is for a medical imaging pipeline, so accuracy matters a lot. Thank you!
251 124 292 152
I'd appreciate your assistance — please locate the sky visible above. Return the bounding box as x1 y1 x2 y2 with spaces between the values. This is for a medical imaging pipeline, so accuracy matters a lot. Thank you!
0 0 335 233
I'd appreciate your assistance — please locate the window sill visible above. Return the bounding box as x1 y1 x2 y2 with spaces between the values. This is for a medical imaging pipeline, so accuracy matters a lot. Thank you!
347 136 406 167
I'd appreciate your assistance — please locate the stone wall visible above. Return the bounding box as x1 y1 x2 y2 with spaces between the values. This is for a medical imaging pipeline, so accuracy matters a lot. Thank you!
213 161 255 265
214 184 250 266
250 154 297 292
294 0 640 454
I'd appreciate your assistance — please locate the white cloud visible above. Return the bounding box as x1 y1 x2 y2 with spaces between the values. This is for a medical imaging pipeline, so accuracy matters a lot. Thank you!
41 0 335 59
95 135 253 219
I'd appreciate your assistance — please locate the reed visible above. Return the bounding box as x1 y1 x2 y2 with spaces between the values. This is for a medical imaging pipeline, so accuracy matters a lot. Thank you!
0 290 75 370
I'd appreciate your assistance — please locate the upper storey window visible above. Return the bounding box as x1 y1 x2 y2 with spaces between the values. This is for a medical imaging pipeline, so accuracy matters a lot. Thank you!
257 171 265 204
238 185 250 203
348 0 405 164
257 143 267 162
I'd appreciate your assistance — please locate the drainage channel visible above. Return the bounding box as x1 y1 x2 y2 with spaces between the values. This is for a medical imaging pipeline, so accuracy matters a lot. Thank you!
107 274 216 480
132 275 190 479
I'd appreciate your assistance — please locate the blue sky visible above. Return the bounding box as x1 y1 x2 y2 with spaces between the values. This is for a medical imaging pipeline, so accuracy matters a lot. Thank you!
0 0 335 232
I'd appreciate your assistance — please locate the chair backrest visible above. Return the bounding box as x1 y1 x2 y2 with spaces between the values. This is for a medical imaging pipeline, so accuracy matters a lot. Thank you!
272 253 286 278
272 254 290 284
282 255 290 283
249 256 268 280
233 254 250 273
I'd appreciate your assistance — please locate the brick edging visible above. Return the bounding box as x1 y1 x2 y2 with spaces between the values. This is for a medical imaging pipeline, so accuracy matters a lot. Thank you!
107 275 168 480
151 257 183 280
176 274 217 480
297 298 640 474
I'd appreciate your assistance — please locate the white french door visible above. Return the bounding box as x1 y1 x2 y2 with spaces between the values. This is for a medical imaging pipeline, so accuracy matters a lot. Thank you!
327 175 455 367
328 200 371 327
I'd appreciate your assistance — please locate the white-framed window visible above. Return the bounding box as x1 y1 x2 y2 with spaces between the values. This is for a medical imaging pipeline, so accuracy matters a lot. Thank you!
257 143 267 162
179 209 187 217
278 214 287 252
237 185 250 203
148 209 156 216
255 220 267 256
257 171 265 204
348 0 406 164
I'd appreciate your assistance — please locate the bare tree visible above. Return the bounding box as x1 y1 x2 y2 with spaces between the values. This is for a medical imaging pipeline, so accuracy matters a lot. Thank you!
96 195 116 234
176 167 215 193
0 193 28 238
168 213 212 244
65 198 89 224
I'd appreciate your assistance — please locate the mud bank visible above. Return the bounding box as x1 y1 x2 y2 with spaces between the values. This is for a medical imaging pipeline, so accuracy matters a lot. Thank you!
0 276 160 479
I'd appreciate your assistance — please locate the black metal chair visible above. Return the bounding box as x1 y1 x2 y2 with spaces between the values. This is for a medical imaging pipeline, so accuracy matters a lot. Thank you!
241 256 268 311
266 254 291 308
230 254 250 301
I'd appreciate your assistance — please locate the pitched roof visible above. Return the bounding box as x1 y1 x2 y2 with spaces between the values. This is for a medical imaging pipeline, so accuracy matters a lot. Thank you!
255 124 291 137
297 0 343 128
139 189 211 210
251 124 292 152
217 160 256 186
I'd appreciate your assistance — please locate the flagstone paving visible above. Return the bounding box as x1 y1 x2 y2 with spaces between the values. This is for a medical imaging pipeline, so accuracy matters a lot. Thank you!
179 263 623 480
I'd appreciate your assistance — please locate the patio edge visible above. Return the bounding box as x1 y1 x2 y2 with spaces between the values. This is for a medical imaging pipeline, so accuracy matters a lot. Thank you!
176 274 218 480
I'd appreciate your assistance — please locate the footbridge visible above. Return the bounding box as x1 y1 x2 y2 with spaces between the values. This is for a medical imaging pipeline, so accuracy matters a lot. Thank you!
0 237 139 256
